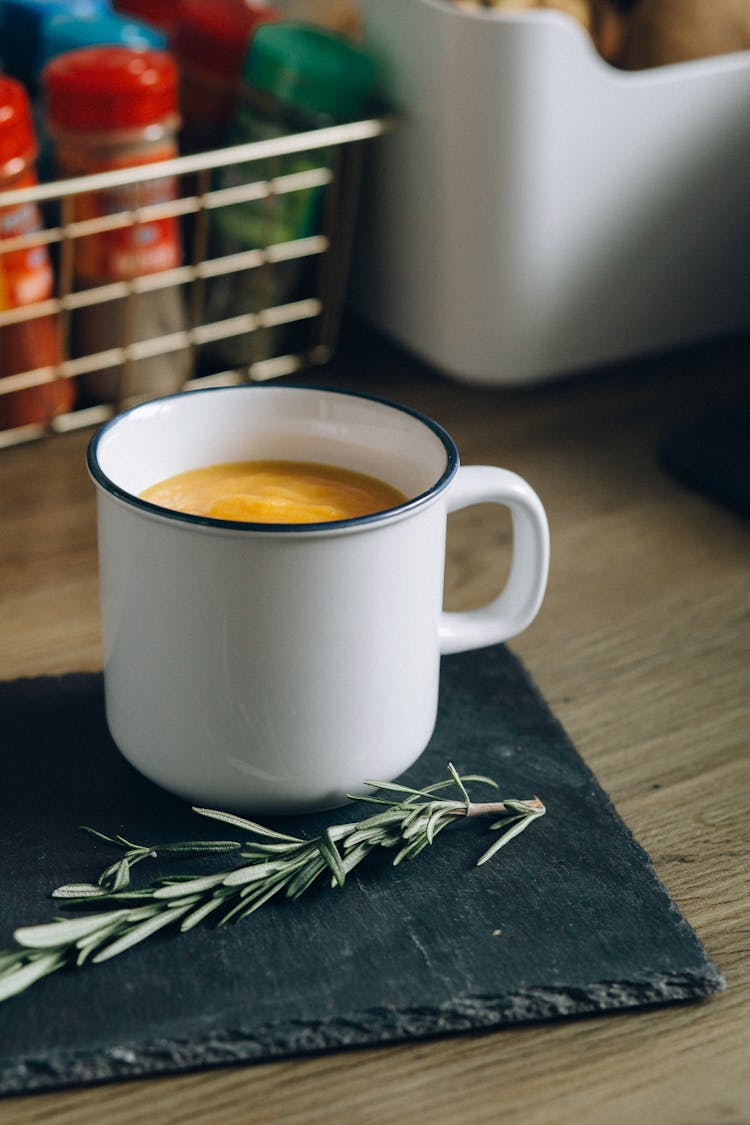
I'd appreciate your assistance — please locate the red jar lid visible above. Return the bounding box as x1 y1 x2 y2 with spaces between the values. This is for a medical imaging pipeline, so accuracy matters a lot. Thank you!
113 0 177 32
0 75 36 177
171 0 279 80
43 45 178 130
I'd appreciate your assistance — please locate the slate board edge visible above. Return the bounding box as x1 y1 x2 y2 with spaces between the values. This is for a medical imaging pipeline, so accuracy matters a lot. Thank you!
491 652 727 998
0 965 725 1097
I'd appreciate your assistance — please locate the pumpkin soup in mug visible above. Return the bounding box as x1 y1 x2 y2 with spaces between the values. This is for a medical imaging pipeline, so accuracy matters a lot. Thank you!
140 460 408 523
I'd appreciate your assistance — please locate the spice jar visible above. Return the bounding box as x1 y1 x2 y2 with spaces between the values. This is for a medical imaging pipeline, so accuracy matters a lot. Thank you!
0 74 72 431
42 46 189 407
37 11 167 181
203 22 378 372
171 0 280 154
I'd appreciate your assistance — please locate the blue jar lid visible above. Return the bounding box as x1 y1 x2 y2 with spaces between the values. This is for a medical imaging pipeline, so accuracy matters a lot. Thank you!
40 9 166 65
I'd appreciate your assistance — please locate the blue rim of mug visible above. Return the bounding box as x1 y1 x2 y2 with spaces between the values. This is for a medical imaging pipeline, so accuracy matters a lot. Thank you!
86 384 460 534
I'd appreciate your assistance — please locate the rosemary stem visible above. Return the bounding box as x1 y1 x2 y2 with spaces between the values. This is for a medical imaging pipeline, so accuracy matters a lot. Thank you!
457 798 545 818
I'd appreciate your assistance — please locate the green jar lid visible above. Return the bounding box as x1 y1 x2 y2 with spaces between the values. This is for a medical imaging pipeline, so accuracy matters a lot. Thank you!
243 22 377 120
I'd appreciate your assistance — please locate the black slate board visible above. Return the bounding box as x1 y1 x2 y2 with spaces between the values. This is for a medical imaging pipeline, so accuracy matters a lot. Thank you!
0 647 723 1096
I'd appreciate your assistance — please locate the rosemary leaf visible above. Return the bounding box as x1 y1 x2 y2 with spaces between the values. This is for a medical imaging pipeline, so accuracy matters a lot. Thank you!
222 861 287 887
152 872 229 898
109 858 132 892
426 810 451 845
339 842 372 876
192 807 302 843
0 952 66 1003
401 810 435 841
0 950 27 973
52 883 107 899
318 829 346 887
14 910 131 949
217 875 286 925
342 826 391 850
91 906 192 964
392 835 431 866
360 779 449 801
338 809 404 842
79 827 119 846
284 856 327 900
448 762 472 810
155 840 242 855
476 804 546 866
238 841 304 857
179 894 230 933
230 874 292 921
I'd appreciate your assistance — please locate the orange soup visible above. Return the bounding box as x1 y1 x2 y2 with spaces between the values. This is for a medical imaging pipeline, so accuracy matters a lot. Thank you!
139 460 408 524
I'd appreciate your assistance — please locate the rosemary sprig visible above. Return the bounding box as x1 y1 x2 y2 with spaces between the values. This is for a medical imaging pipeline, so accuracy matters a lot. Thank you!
0 764 545 1003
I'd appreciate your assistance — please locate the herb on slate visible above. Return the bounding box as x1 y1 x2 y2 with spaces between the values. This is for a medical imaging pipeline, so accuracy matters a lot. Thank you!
0 764 545 1003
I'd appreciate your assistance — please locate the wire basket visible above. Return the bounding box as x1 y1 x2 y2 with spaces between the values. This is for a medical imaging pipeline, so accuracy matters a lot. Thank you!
0 115 386 449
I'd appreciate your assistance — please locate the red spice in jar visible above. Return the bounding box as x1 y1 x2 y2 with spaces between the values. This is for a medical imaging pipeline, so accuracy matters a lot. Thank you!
43 46 188 406
0 74 72 430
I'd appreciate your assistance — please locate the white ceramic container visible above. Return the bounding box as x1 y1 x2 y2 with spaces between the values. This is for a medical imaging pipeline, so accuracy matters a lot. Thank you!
351 0 750 384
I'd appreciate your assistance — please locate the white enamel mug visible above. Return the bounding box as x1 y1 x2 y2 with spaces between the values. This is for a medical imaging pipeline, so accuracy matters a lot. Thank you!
88 385 549 813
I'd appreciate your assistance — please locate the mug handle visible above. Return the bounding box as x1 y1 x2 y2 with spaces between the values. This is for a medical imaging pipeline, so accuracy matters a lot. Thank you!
439 466 550 655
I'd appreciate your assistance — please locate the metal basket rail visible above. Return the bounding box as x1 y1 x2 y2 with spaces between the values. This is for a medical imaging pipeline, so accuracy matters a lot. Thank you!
0 116 387 449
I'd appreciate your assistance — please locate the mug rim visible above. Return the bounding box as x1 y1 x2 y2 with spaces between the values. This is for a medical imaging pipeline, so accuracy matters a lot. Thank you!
86 384 460 534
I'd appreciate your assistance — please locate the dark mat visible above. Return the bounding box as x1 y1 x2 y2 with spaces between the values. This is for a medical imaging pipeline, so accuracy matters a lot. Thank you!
0 647 723 1096
660 403 750 521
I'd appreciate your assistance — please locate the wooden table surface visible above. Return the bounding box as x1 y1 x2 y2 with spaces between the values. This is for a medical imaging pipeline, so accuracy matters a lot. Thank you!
1 325 748 1125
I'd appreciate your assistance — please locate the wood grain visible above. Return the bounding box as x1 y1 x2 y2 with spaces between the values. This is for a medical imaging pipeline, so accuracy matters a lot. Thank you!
1 326 748 1124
